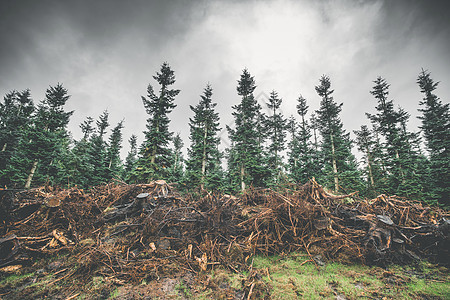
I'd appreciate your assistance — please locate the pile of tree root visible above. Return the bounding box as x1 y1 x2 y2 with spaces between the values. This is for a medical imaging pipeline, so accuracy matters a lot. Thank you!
0 179 448 284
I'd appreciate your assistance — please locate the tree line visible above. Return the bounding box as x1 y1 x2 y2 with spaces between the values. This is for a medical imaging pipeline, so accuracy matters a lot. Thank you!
0 63 448 206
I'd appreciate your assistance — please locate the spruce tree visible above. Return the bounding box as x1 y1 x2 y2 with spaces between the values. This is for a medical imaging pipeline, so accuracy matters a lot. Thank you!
354 125 384 196
66 116 96 188
0 90 35 187
417 70 450 205
315 75 361 193
133 62 180 182
367 77 425 199
88 111 110 185
264 90 287 185
1 84 73 188
123 134 138 181
168 133 184 183
288 95 316 184
106 120 124 180
227 69 269 191
185 84 222 189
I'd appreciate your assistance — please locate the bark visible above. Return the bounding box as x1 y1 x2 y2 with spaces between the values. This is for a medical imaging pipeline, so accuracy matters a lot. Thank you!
240 164 246 192
1 143 6 152
330 134 339 192
150 122 159 165
367 152 375 187
25 160 38 189
201 125 208 189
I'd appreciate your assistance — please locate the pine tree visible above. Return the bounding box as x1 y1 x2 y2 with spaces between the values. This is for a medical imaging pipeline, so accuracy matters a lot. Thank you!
106 120 124 180
264 90 287 185
185 84 222 189
133 62 180 182
1 84 73 188
123 134 138 180
66 116 96 188
417 69 450 205
354 125 385 196
0 90 35 187
168 133 184 183
315 75 362 193
88 111 110 185
227 69 269 192
288 95 316 184
367 77 425 198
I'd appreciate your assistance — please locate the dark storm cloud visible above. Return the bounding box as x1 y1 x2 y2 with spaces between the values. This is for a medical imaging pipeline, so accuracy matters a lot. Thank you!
0 0 199 90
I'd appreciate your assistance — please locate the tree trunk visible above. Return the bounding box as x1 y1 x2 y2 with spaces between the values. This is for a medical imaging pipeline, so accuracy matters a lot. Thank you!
240 164 246 192
150 122 160 164
25 160 38 189
313 129 318 152
330 134 339 192
201 125 208 190
1 143 6 152
367 148 375 187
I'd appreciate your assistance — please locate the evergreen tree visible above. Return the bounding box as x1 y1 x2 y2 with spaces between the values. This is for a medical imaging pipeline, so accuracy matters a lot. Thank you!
315 75 361 193
288 95 316 184
168 133 184 183
123 134 138 180
185 84 222 189
264 90 287 185
1 84 73 188
80 117 95 140
367 77 425 198
88 111 110 185
227 69 269 191
417 69 450 205
106 120 124 180
133 62 180 182
354 125 384 196
66 116 96 188
0 90 35 187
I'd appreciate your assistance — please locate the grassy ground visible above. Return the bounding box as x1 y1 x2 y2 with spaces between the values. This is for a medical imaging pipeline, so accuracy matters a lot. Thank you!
246 253 449 299
1 252 448 299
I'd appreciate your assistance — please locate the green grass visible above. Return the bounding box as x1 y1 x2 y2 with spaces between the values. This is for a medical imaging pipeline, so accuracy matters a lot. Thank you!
2 253 448 299
0 272 34 286
175 280 192 298
251 253 450 299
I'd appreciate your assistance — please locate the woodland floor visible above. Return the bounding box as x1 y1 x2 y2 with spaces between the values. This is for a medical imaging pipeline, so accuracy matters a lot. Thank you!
0 252 449 299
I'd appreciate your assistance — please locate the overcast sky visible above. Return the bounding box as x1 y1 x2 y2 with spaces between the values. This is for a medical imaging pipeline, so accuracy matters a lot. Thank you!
1 0 449 159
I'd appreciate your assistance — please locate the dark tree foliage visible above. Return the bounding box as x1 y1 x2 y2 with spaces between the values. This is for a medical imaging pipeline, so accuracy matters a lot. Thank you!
0 90 35 186
264 90 287 185
1 84 73 188
64 116 96 188
132 62 180 182
288 95 317 184
354 125 385 197
167 133 184 183
106 120 124 180
417 70 450 206
315 75 362 193
227 69 269 192
185 84 222 190
367 77 425 199
87 111 111 185
123 134 138 180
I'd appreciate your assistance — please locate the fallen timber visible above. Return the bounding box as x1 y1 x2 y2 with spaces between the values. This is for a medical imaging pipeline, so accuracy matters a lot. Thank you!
0 179 448 285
